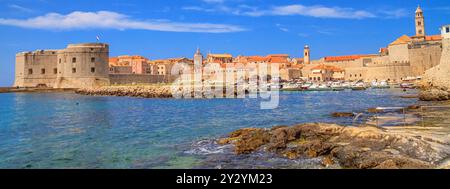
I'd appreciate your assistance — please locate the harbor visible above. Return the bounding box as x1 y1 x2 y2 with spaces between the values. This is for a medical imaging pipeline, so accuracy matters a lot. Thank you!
2 88 448 169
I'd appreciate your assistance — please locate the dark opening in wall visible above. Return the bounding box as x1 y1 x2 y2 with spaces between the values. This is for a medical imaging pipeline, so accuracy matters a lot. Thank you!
72 68 76 73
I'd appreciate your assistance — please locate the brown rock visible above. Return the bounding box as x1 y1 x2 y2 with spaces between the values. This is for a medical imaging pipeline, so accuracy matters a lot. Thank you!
406 105 421 110
367 108 383 113
322 156 335 167
331 112 355 117
234 129 270 154
419 88 450 101
374 160 399 169
220 123 442 169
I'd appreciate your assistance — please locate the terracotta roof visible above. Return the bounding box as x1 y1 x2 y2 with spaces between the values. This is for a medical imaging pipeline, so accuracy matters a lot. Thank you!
390 35 412 46
246 56 269 62
208 54 232 58
267 54 289 57
268 56 289 63
425 35 442 41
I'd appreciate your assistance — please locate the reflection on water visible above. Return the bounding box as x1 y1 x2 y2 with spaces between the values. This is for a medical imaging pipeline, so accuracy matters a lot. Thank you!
0 89 421 168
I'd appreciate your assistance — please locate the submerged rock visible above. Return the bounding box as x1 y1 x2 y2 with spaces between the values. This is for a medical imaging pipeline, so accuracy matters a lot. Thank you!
331 112 355 117
367 108 383 113
218 123 445 169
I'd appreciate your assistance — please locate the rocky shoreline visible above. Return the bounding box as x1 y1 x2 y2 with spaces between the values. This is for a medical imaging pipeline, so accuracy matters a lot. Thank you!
419 87 450 101
75 85 173 98
217 123 449 169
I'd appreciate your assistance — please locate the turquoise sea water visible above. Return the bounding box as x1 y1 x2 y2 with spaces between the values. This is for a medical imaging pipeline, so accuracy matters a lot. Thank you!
0 89 420 168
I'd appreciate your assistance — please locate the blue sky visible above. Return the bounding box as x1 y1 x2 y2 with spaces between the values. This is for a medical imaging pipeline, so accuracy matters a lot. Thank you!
0 0 449 86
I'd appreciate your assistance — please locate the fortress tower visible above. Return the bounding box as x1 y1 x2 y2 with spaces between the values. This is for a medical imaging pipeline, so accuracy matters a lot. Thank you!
304 45 310 64
54 43 110 88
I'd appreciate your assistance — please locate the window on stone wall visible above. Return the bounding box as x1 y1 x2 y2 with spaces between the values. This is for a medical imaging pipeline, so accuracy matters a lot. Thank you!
72 68 76 73
72 57 76 63
41 69 45 74
360 74 362 77
447 27 450 33
28 69 33 75
418 21 421 26
59 59 61 63
91 67 95 73
53 68 57 74
91 57 95 63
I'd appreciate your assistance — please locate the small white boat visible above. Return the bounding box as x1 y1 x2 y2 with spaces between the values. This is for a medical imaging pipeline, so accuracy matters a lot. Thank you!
400 83 415 89
351 82 367 90
331 82 345 91
371 80 390 89
307 83 332 91
300 82 313 90
281 83 300 91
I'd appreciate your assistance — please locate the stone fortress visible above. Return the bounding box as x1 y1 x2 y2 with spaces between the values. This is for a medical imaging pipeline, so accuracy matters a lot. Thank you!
14 43 110 88
13 5 449 89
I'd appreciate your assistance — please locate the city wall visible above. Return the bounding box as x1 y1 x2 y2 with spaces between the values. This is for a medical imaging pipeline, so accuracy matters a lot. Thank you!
109 74 177 85
422 38 450 88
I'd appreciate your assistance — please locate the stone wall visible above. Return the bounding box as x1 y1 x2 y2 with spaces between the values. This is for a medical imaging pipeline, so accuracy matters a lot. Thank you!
422 38 450 89
109 74 177 85
388 44 410 63
14 50 58 87
409 44 442 76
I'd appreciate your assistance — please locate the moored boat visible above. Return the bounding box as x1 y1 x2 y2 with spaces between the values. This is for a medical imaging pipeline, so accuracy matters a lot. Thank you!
351 82 367 90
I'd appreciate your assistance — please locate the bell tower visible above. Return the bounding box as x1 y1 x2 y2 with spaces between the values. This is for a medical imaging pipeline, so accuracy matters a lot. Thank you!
415 5 425 37
304 45 310 64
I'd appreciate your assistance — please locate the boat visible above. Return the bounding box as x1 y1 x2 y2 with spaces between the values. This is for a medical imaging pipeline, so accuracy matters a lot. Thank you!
306 83 332 91
351 82 367 90
371 80 390 89
330 82 345 91
280 83 301 91
341 82 351 89
300 82 313 90
400 83 415 89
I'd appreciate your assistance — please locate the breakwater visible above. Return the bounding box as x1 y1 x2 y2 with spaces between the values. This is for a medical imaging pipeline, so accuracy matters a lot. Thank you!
75 85 173 98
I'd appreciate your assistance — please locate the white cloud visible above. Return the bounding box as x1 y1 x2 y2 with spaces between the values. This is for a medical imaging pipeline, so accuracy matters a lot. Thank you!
184 4 377 19
8 4 35 13
379 9 408 18
275 24 289 32
0 11 246 33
